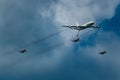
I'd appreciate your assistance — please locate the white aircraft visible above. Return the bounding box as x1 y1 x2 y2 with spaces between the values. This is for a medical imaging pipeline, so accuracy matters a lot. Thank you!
62 21 100 30
62 21 101 42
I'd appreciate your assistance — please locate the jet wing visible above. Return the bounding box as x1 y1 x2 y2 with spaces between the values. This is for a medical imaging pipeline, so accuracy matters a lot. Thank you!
62 26 70 27
70 26 77 27
71 26 87 28
78 26 87 28
62 26 77 28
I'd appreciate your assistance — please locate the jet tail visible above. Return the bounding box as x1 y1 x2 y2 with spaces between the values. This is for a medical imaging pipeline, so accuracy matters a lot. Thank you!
76 21 80 27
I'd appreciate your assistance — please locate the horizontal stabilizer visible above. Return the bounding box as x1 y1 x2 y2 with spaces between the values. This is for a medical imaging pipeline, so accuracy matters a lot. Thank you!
93 26 101 28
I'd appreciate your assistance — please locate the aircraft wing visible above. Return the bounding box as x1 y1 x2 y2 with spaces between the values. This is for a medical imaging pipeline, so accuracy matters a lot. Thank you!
62 26 70 27
70 26 77 27
62 25 87 29
70 26 86 28
78 26 87 28
62 26 77 28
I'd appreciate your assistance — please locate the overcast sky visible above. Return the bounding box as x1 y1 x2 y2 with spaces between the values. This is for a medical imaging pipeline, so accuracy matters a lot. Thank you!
0 0 120 80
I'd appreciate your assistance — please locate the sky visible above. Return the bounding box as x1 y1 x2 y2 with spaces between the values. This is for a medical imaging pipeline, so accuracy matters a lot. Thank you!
0 0 120 80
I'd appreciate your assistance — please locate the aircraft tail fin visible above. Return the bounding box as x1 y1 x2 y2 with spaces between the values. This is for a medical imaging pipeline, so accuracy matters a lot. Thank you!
76 21 79 27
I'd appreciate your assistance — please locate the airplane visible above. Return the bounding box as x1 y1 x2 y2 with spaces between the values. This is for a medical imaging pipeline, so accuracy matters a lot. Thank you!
19 49 27 53
99 51 107 55
62 21 101 31
62 21 101 42
72 37 80 42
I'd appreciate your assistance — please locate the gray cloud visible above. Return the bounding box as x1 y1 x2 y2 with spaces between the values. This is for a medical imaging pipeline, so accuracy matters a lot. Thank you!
0 0 120 80
41 0 120 24
40 0 120 80
0 0 68 75
41 0 120 45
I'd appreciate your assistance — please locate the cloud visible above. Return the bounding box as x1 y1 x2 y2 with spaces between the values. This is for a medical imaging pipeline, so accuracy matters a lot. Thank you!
0 1 73 78
73 30 120 80
42 0 120 24
0 0 120 80
40 0 120 79
41 0 120 46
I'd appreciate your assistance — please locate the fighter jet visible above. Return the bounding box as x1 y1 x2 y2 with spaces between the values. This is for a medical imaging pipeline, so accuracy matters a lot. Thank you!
99 51 107 55
19 49 27 53
72 37 80 42
62 21 101 31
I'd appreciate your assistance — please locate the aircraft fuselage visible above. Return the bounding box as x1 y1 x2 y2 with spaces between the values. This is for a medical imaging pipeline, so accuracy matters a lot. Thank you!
62 21 100 31
70 21 95 30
